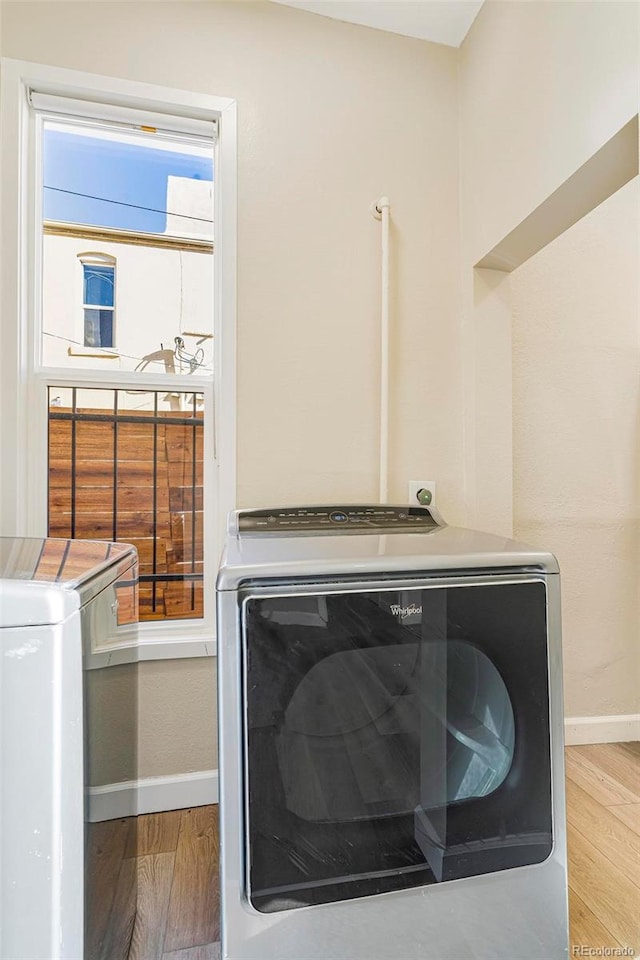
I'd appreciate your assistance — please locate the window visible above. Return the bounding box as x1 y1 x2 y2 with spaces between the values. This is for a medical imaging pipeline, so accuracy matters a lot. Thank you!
41 113 215 374
40 111 213 631
0 60 237 657
80 255 116 348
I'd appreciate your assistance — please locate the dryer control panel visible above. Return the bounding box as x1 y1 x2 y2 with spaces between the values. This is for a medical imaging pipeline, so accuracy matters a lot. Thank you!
235 505 441 535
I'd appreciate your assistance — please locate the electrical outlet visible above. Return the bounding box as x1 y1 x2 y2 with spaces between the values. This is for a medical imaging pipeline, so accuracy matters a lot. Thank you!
408 480 436 508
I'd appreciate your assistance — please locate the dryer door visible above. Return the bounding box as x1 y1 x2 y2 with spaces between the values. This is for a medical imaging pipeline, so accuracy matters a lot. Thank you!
242 578 553 913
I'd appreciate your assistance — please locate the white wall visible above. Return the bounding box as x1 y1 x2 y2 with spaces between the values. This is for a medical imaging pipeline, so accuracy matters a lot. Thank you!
458 0 639 729
43 235 214 375
88 659 217 785
510 178 640 720
460 0 639 267
458 0 639 535
1 0 463 518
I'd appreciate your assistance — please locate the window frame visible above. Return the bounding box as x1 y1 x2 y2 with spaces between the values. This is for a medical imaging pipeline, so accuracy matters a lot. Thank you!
0 58 237 660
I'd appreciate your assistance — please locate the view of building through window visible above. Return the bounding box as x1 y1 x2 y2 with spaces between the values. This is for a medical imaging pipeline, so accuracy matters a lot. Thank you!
43 114 213 623
41 118 214 379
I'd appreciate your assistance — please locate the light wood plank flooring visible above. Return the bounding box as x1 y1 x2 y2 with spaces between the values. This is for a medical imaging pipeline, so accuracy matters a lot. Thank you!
566 742 640 955
106 743 639 958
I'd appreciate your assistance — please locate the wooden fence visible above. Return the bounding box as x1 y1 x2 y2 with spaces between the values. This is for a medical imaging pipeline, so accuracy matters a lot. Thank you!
48 404 204 622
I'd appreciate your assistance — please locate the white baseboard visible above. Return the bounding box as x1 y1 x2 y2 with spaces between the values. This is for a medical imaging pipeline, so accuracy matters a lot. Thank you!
564 714 640 746
88 769 219 822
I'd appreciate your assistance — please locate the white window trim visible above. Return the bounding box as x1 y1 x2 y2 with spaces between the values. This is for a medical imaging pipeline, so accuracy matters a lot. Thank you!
0 58 237 660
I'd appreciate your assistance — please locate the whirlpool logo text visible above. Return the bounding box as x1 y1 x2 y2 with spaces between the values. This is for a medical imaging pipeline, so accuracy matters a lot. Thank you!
390 603 422 619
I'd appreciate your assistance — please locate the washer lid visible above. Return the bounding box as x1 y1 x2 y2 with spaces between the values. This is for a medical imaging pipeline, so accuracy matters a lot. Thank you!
0 537 137 627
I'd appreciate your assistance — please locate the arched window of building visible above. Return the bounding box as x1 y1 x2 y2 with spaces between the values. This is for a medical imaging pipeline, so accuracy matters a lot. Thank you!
78 252 116 348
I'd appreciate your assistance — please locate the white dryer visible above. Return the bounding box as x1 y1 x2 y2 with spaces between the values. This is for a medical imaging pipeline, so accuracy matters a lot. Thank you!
216 505 569 960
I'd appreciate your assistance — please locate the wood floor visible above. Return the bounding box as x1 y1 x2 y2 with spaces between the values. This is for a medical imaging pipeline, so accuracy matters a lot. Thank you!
566 742 640 954
95 743 640 959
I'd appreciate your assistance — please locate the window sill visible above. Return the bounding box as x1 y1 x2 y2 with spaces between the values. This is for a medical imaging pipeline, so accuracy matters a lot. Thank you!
87 631 217 668
67 346 119 359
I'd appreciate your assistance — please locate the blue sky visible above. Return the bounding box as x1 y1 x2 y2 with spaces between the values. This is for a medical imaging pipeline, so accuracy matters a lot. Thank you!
43 126 213 234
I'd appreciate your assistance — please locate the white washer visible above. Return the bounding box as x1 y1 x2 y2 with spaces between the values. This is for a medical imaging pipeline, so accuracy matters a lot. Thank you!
0 536 137 960
216 505 569 960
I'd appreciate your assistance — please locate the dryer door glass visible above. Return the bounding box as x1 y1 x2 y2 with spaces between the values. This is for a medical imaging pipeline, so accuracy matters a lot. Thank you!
243 580 552 912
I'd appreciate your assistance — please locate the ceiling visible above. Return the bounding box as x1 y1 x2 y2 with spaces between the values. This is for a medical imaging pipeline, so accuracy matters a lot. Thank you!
270 1 485 47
